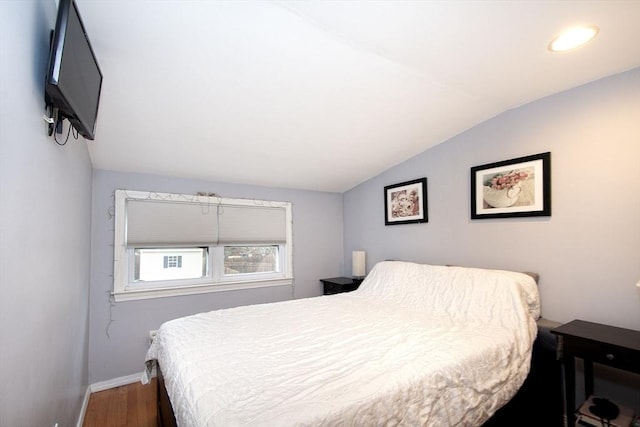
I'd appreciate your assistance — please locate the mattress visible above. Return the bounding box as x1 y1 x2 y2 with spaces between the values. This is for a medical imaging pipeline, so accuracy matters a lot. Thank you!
145 261 540 426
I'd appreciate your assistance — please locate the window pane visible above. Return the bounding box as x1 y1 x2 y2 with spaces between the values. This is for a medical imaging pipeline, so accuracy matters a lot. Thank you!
135 248 207 281
224 246 278 275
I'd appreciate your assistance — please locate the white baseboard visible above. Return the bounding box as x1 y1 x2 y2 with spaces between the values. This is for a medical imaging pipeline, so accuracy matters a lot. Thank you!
76 386 90 427
90 372 144 393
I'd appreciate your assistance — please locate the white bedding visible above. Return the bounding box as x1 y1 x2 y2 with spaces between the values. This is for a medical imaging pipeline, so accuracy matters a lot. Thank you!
145 261 540 426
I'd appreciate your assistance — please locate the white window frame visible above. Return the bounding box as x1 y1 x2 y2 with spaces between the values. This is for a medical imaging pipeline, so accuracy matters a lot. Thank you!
113 190 293 302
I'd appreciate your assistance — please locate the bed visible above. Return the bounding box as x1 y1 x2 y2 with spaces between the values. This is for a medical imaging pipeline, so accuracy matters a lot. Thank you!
144 261 541 426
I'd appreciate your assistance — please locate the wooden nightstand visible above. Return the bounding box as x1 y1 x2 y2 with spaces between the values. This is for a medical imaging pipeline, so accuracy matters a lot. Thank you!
320 277 363 295
551 319 640 426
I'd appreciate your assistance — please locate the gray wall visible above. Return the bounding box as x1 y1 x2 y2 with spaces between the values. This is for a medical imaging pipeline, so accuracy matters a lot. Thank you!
89 170 343 382
344 68 640 409
0 1 93 426
4 1 637 420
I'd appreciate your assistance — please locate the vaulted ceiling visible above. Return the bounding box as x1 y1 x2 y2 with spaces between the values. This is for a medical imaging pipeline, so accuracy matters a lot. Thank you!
78 0 640 192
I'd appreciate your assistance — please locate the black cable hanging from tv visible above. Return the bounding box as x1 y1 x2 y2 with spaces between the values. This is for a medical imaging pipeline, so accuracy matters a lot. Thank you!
53 116 72 146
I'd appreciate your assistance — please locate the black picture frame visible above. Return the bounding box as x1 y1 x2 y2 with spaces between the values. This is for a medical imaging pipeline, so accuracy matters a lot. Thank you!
384 178 428 225
471 152 551 219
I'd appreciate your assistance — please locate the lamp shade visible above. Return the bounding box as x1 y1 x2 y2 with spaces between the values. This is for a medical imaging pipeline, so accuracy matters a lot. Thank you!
352 251 366 277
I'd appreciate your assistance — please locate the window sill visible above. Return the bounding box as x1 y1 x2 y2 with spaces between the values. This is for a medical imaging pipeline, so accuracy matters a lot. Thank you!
112 277 294 302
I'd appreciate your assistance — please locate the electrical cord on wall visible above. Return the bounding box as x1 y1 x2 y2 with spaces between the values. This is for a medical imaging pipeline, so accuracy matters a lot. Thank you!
53 118 71 145
53 118 79 146
106 288 115 339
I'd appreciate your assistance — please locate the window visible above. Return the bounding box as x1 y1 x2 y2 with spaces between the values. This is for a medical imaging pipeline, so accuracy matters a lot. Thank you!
136 249 204 280
224 245 279 276
113 190 293 301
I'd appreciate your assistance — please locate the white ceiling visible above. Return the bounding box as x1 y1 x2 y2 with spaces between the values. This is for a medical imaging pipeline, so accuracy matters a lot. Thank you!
78 0 640 193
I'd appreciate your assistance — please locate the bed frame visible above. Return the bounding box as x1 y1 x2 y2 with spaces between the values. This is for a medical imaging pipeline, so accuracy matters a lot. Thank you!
483 318 564 426
155 318 564 427
157 367 177 427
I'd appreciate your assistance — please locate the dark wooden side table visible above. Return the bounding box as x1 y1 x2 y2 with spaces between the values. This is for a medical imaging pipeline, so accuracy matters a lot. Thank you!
320 277 363 295
551 319 640 426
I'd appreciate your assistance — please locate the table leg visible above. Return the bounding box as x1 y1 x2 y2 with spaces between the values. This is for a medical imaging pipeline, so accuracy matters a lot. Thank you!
584 359 594 398
564 355 576 426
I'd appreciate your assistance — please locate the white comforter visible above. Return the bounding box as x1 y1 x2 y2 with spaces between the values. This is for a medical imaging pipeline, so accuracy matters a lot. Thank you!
146 261 540 427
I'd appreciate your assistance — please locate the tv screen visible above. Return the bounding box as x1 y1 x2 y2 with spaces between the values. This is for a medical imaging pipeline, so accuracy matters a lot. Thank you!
45 0 102 141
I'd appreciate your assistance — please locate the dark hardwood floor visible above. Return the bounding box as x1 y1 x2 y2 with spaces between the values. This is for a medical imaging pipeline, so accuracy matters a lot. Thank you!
83 378 157 427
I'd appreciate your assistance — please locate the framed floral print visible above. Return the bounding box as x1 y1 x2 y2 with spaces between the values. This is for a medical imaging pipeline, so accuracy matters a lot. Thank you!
384 178 428 225
471 152 551 219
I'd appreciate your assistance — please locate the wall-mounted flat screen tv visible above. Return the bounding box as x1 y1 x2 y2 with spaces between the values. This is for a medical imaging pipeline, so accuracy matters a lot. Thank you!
45 0 102 141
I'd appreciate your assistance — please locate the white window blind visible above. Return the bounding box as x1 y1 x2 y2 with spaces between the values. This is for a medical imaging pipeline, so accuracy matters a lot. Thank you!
217 205 286 244
126 200 287 247
126 200 218 247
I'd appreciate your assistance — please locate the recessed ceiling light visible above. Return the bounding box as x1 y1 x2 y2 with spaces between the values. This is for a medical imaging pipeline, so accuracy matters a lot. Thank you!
548 25 599 52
